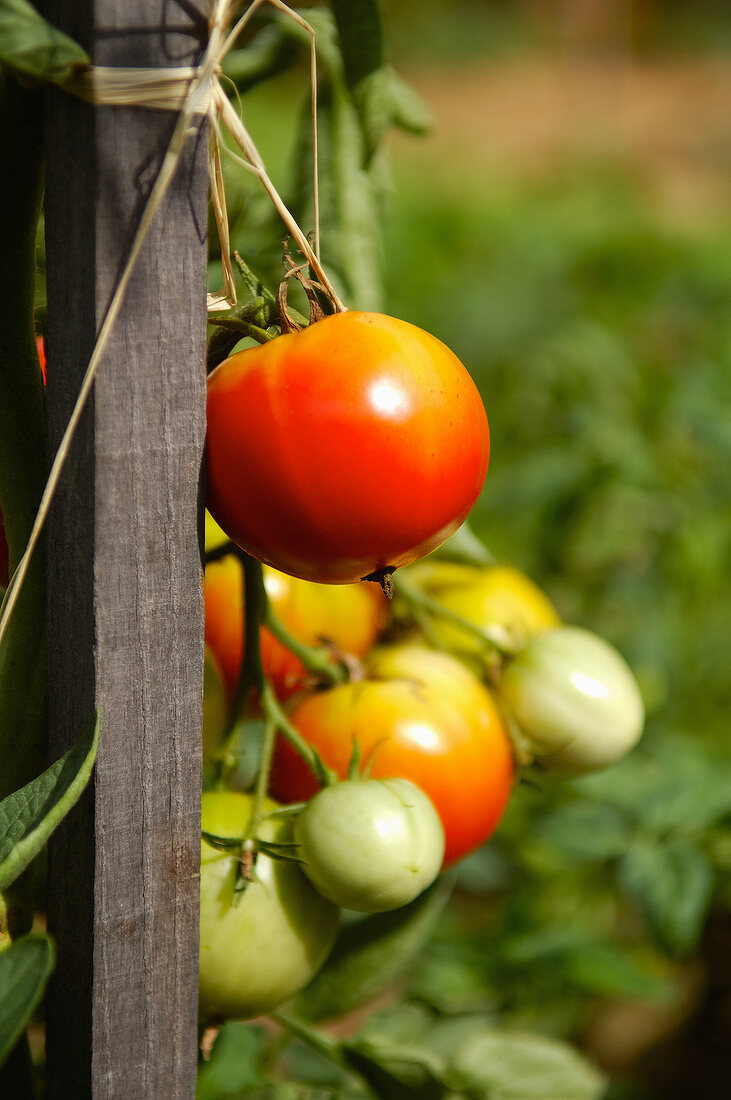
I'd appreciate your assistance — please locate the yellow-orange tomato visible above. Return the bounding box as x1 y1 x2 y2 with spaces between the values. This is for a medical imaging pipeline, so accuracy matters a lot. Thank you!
204 554 386 700
206 312 489 584
403 561 560 654
271 644 514 867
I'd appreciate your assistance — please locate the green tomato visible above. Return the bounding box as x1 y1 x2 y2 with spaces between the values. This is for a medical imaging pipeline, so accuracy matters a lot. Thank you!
294 777 445 912
199 791 340 1021
499 626 645 774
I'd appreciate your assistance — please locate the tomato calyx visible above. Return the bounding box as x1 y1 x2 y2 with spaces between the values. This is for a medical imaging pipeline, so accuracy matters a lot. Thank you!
202 818 306 903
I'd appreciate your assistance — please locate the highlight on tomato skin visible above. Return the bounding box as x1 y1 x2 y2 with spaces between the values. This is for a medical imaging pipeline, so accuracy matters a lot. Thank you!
205 311 490 584
270 643 515 867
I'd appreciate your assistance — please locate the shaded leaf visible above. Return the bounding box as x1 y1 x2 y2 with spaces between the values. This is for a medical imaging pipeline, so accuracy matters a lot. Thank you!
618 841 713 956
195 1022 268 1099
538 802 632 863
354 67 432 161
565 943 671 1000
221 24 298 93
452 1031 606 1100
0 712 99 891
0 0 89 84
225 719 266 792
330 0 383 89
343 1038 449 1100
0 933 54 1067
295 876 453 1021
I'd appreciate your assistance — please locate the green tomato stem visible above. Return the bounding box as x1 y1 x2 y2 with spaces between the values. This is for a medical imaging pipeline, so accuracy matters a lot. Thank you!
270 1010 343 1065
393 571 515 658
208 316 276 344
245 714 276 841
261 682 337 787
223 551 336 825
262 600 347 688
204 540 237 566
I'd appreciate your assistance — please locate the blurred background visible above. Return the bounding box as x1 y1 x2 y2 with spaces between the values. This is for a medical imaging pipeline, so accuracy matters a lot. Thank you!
202 3 731 1096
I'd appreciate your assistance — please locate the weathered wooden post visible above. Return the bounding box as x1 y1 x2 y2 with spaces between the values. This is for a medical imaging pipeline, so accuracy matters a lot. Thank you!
43 1 208 1095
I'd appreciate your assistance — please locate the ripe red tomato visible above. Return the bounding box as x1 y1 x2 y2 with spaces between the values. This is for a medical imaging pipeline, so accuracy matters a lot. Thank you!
206 312 489 584
204 553 386 699
271 644 514 866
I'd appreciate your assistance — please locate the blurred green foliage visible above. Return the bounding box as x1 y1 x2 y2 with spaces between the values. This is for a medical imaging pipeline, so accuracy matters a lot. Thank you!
198 3 731 1096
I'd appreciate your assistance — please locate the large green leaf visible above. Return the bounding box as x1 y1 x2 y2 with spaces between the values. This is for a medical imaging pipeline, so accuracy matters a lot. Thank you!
618 840 714 956
342 1038 449 1100
452 1031 606 1100
0 0 89 84
0 933 54 1067
538 802 632 863
0 712 99 891
195 1022 268 1099
295 876 453 1021
329 0 383 89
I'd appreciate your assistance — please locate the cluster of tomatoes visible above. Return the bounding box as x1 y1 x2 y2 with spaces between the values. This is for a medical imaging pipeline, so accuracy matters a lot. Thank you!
198 311 645 1022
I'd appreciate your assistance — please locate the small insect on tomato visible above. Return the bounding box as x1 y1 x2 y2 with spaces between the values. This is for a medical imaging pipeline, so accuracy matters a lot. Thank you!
206 312 490 585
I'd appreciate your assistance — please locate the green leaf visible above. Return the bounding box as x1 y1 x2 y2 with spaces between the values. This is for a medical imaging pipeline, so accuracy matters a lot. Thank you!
195 1022 268 1099
225 719 266 792
329 0 383 90
538 802 632 863
353 67 432 161
618 841 714 956
0 0 89 85
0 932 54 1067
386 69 433 136
0 712 99 891
451 1031 606 1100
564 943 671 1000
342 1038 449 1100
221 24 298 93
294 875 453 1021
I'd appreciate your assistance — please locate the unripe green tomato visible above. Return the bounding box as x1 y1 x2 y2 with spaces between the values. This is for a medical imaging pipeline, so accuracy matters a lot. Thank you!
199 791 340 1021
403 560 560 654
499 627 644 774
294 777 445 912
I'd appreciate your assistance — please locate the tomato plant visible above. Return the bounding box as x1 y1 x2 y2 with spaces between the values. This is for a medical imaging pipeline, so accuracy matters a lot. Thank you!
294 777 445 912
199 791 340 1021
271 643 514 866
204 552 385 699
206 312 489 584
499 626 645 773
402 560 560 653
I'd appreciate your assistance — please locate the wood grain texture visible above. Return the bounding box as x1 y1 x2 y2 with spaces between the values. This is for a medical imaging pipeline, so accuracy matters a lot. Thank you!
44 1 208 1096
